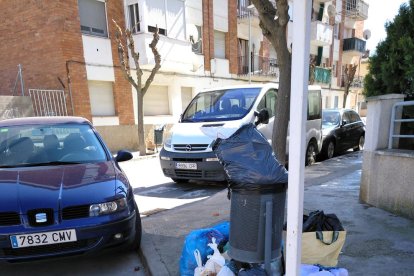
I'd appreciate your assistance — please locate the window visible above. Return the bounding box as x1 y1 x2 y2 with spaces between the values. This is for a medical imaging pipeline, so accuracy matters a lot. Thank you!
191 26 203 54
214 31 226 59
148 25 167 36
334 96 339 108
257 89 277 117
128 3 140 33
143 86 170 116
307 90 322 120
78 0 108 37
88 81 115 116
147 0 167 36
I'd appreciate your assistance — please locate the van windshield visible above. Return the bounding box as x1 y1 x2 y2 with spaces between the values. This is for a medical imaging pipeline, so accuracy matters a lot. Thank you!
181 88 261 122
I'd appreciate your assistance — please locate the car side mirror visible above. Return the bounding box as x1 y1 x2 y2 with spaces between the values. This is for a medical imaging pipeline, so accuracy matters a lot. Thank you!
115 150 133 162
255 109 270 126
341 120 347 127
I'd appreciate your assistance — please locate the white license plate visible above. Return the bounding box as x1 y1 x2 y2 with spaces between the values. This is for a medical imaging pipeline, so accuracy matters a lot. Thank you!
10 229 77 248
175 162 197 170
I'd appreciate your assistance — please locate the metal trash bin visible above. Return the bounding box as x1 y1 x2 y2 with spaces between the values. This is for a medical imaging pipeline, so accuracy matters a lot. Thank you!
228 186 286 263
154 125 165 147
212 124 288 274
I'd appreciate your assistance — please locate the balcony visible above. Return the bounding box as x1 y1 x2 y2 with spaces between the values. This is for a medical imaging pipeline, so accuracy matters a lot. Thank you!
314 67 332 84
310 21 333 47
238 55 279 77
343 37 366 54
345 0 369 21
351 76 364 88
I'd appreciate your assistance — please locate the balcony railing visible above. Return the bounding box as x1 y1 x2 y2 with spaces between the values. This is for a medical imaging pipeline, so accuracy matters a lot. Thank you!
345 0 369 21
237 0 258 18
238 55 279 77
343 37 366 53
314 67 331 84
351 76 364 88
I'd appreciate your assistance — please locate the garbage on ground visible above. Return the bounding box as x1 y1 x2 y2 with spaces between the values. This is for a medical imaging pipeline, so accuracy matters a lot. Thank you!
300 264 348 276
212 123 288 193
284 210 347 267
180 222 229 276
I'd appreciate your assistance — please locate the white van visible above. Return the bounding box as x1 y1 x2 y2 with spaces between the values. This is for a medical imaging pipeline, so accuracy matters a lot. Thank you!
159 83 322 183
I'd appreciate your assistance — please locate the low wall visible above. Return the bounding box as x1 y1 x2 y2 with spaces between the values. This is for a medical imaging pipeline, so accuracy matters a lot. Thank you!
95 124 173 153
361 149 414 219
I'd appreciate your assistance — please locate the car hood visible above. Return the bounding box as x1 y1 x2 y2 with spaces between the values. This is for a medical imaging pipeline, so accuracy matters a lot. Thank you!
0 161 119 213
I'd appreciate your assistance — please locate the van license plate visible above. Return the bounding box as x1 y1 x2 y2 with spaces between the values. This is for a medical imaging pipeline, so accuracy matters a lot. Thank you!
175 162 197 170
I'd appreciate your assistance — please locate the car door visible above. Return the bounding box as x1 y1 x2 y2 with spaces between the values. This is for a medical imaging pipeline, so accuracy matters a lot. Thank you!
348 110 364 147
335 111 352 151
256 89 277 142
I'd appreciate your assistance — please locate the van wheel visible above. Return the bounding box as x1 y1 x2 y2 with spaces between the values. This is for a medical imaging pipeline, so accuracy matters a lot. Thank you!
306 142 317 166
172 178 189 183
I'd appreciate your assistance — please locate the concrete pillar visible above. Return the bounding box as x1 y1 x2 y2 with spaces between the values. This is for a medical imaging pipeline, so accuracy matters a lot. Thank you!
360 93 405 205
364 94 406 152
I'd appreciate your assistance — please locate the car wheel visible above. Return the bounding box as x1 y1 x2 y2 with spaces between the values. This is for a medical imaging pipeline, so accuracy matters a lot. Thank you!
129 202 142 250
324 140 335 159
354 135 365 151
172 178 189 183
305 142 317 166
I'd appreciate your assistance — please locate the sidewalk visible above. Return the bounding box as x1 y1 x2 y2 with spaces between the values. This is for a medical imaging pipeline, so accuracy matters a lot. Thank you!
139 152 414 275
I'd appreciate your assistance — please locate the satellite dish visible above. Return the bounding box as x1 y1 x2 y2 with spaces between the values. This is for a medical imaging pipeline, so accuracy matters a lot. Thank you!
187 24 199 43
363 29 371 40
327 4 336 18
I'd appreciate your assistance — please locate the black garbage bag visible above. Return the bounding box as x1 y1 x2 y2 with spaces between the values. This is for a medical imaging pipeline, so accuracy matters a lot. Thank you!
212 123 288 192
302 210 344 232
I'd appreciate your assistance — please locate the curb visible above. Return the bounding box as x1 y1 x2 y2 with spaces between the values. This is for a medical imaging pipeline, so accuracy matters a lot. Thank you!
139 232 170 276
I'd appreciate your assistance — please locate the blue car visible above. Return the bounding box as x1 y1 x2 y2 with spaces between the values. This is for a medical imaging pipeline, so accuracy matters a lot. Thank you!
0 117 141 262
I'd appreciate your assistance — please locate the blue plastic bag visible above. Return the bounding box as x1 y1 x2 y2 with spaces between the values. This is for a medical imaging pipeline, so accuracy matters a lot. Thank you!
179 222 230 276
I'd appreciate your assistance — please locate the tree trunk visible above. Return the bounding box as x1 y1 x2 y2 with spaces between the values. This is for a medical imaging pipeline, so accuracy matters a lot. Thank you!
273 58 291 165
343 88 348 108
137 89 146 155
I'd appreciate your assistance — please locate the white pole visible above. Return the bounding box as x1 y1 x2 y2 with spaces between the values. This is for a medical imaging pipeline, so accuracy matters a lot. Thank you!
286 0 312 275
248 10 252 84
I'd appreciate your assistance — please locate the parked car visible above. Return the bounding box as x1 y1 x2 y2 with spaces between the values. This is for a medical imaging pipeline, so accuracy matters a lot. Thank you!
319 109 365 159
0 117 140 262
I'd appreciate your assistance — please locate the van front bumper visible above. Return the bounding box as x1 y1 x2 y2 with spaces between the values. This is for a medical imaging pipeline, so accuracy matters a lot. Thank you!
159 148 226 182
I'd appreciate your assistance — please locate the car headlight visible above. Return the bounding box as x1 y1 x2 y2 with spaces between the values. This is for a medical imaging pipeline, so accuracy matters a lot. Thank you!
89 198 127 216
163 129 173 149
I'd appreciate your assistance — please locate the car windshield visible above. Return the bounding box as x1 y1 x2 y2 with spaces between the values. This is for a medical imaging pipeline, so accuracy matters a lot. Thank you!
181 88 261 122
322 110 340 128
0 123 108 168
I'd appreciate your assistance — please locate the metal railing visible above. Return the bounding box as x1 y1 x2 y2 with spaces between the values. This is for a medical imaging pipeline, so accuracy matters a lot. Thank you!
237 0 258 18
28 89 68 117
389 101 414 149
351 76 364 88
345 0 369 20
314 67 332 84
238 55 279 77
343 37 366 53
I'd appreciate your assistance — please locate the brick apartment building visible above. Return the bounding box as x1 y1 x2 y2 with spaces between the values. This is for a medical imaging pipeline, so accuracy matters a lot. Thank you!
0 0 368 151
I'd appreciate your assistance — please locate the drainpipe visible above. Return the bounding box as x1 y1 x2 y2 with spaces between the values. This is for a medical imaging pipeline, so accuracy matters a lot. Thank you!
65 61 75 116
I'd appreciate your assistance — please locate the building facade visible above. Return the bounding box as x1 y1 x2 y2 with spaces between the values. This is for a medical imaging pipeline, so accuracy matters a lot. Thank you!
0 0 369 151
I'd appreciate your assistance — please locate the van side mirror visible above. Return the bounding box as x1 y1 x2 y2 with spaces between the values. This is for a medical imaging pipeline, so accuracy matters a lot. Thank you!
255 109 270 126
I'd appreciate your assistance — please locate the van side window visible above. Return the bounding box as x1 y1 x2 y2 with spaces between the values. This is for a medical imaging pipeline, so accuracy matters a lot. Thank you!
308 90 322 120
257 89 277 117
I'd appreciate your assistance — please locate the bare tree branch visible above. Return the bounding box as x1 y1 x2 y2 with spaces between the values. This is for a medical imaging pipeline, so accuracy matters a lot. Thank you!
113 20 137 89
142 27 161 95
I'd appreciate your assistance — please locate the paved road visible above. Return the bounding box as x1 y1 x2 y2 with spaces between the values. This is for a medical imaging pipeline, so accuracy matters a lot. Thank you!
0 151 359 275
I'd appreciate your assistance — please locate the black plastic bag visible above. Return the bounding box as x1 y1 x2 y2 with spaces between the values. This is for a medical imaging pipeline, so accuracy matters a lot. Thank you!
302 210 344 232
212 123 288 192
